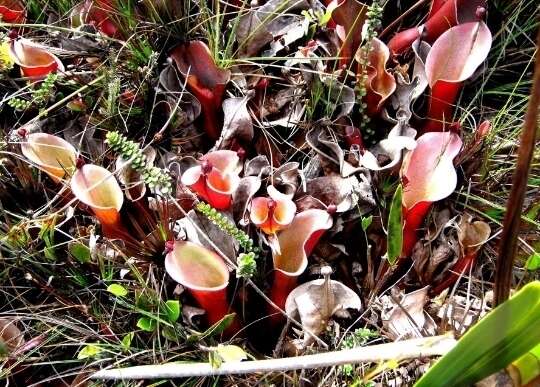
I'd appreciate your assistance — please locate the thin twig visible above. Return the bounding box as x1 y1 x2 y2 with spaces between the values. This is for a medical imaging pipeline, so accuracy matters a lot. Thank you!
494 27 540 305
91 334 456 380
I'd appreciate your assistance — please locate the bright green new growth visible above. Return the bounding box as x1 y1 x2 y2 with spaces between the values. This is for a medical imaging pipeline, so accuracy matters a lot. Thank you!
415 281 540 387
387 184 403 265
8 73 58 111
195 202 259 278
236 252 257 279
105 131 172 193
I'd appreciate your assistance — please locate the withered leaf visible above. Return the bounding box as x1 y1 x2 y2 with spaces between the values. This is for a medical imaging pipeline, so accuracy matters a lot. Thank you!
285 268 361 347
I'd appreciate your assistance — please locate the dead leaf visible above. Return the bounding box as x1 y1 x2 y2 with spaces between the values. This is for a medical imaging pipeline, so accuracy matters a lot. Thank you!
458 213 491 257
285 267 361 346
273 162 301 195
435 292 490 335
330 0 368 65
0 318 25 356
411 36 431 101
214 93 255 150
322 77 355 119
158 64 202 127
236 0 313 57
360 121 417 171
381 286 435 340
175 209 238 262
304 174 374 213
233 175 262 226
306 126 364 177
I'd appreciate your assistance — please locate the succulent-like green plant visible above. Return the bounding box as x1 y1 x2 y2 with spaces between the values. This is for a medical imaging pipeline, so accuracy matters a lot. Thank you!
105 131 172 193
195 202 259 278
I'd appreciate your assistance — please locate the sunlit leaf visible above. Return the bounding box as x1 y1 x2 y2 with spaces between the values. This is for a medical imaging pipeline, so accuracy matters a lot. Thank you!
387 184 403 265
415 281 540 386
107 284 128 298
163 300 181 323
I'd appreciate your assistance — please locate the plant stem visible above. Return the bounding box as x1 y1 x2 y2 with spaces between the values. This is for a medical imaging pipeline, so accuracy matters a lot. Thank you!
91 334 456 379
494 28 540 305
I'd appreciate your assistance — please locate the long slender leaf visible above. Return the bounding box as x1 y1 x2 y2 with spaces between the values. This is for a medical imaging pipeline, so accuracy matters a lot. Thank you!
387 184 403 265
415 281 540 387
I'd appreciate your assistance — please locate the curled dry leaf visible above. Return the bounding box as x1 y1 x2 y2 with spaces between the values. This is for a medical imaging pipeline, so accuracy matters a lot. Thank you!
236 0 312 57
285 267 361 346
158 64 202 128
273 162 301 195
326 78 356 119
411 37 431 101
360 122 417 171
412 212 460 286
400 132 462 257
304 174 375 213
435 292 490 335
381 286 435 340
0 0 25 23
20 132 77 182
328 0 368 66
9 38 65 79
356 38 396 115
175 209 238 263
306 127 364 177
0 318 25 356
232 156 270 224
271 209 333 311
432 213 491 294
170 41 231 140
214 93 255 150
457 213 491 257
424 21 492 131
387 0 487 55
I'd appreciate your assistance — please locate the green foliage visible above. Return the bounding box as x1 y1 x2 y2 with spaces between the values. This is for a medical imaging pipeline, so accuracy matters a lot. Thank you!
209 344 248 368
187 313 236 342
195 202 260 277
107 283 128 297
136 316 157 332
361 215 373 232
38 217 57 261
387 184 403 265
163 300 181 323
121 332 134 352
525 252 540 271
68 242 91 264
511 342 540 385
415 281 540 387
77 343 103 360
8 73 58 111
340 328 379 377
236 252 257 279
106 131 172 193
